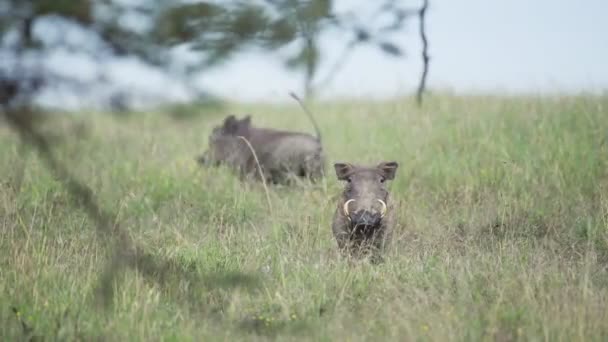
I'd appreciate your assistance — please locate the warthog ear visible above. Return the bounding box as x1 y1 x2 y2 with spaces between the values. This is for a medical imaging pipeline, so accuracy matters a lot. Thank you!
334 163 354 181
240 115 252 127
222 115 239 134
236 115 252 132
377 161 399 180
223 115 236 125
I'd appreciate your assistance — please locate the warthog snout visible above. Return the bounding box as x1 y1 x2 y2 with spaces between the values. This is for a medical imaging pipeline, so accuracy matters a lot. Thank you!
343 198 387 227
332 161 399 262
196 151 211 165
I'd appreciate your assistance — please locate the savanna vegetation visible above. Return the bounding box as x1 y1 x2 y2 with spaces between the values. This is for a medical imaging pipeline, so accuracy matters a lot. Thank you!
1 94 607 341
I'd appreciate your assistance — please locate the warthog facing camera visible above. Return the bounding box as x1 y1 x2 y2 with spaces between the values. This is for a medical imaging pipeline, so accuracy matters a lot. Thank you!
331 161 399 262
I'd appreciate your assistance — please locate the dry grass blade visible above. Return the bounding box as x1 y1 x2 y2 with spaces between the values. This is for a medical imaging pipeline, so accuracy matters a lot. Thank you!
236 135 273 213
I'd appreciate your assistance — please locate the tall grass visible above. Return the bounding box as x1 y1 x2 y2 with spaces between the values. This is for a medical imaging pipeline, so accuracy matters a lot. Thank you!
1 94 607 341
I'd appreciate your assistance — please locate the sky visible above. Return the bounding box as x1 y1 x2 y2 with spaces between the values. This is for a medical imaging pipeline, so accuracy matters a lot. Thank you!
195 0 608 102
31 0 608 107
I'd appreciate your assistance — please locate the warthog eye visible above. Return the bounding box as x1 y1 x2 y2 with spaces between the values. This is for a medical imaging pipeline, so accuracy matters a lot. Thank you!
346 177 352 183
380 176 386 183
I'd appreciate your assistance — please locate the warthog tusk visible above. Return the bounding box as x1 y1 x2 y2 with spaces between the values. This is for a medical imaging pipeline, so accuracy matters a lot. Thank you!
343 199 355 219
377 199 387 218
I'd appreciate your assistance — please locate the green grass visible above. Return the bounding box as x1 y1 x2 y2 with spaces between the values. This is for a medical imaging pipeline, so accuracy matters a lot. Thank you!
1 94 608 341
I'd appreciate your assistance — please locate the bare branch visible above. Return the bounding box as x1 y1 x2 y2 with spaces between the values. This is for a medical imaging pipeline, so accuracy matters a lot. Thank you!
415 0 430 106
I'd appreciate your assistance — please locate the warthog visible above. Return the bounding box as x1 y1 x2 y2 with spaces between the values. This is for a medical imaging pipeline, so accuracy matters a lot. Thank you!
331 161 399 262
198 107 325 184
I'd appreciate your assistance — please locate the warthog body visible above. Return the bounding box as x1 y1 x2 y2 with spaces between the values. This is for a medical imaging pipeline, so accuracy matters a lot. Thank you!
331 161 399 262
198 114 325 184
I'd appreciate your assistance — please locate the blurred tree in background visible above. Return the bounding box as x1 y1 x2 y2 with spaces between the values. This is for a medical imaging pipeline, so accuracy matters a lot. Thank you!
0 2 419 322
0 0 414 111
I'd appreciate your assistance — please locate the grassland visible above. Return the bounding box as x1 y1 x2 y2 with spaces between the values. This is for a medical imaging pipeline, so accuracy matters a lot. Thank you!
1 94 607 341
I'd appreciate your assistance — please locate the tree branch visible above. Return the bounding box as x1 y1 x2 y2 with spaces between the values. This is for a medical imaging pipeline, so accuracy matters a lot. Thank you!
415 0 430 106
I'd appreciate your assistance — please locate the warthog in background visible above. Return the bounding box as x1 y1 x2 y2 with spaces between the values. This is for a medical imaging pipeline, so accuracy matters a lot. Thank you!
331 161 399 263
198 106 325 184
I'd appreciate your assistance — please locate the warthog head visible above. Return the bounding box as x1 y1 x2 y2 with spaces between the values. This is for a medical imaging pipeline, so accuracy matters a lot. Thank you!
332 161 399 261
336 161 398 227
197 115 255 178
197 135 243 166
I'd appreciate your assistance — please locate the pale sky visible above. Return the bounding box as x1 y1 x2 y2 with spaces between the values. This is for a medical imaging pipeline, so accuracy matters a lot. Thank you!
33 0 608 107
196 0 608 102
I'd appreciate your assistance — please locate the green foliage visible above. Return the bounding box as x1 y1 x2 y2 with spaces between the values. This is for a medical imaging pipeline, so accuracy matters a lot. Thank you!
32 0 93 22
0 0 411 102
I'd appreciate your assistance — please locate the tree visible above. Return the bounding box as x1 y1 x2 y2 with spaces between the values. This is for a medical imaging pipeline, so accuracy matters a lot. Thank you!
0 0 415 110
0 0 420 318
